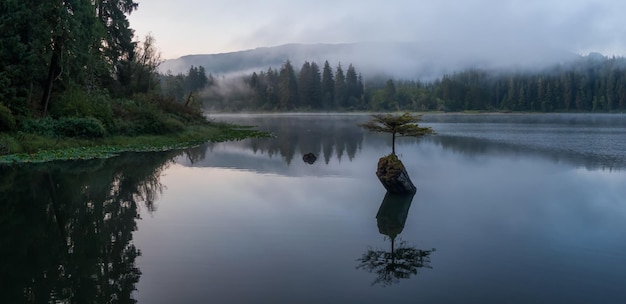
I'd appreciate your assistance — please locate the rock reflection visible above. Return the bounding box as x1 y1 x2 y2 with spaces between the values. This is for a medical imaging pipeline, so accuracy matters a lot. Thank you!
357 191 435 286
0 151 178 303
214 115 368 164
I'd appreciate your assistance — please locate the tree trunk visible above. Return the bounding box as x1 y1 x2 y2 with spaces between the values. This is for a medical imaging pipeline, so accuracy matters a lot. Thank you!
41 48 61 116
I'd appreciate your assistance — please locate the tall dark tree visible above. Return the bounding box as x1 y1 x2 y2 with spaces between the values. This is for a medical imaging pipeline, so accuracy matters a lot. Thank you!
309 62 322 109
345 64 360 109
278 60 298 110
40 0 104 115
94 0 138 95
298 61 322 109
184 65 208 105
384 79 398 110
334 64 347 108
298 61 313 108
0 0 48 115
321 61 335 109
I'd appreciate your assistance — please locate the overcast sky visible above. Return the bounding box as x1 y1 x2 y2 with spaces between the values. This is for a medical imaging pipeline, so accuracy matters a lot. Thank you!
129 0 626 60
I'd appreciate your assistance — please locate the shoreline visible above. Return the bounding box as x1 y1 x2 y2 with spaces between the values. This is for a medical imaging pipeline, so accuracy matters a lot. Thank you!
0 124 269 164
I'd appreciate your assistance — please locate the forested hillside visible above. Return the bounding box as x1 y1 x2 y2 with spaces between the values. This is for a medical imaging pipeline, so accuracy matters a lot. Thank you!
0 1 266 161
192 53 626 112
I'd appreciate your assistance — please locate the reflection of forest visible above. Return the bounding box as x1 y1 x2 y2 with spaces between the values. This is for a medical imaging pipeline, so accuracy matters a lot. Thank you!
0 151 178 303
218 115 370 164
203 114 626 170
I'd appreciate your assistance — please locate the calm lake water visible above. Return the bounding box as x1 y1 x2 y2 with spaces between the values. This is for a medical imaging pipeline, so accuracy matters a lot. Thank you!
2 113 626 303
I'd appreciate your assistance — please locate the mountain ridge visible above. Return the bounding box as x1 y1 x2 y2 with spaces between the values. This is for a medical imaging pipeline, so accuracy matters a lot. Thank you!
159 42 580 80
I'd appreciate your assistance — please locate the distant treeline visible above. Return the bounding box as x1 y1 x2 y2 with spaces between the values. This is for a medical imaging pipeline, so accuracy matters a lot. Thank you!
185 53 626 112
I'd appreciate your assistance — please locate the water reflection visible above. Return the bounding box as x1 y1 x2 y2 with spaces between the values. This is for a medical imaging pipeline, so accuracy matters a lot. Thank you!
0 151 177 303
202 113 626 171
357 192 436 286
211 114 369 164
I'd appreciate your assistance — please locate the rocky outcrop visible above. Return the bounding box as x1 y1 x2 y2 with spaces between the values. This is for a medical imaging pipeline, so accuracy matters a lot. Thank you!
376 154 416 193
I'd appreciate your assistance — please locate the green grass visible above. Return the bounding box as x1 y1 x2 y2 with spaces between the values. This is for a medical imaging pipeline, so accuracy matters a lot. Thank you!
0 123 270 164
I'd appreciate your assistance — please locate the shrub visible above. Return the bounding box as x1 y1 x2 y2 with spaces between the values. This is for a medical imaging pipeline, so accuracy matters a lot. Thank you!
50 88 114 130
21 117 58 137
0 103 16 132
21 116 106 138
55 117 106 138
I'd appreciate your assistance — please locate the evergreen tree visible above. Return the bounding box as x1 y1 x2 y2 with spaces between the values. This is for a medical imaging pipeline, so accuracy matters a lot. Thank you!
309 62 322 109
265 67 279 109
345 64 359 109
321 61 335 109
384 79 398 110
334 64 347 108
94 0 139 96
278 60 298 110
0 0 47 115
297 61 322 109
298 61 313 108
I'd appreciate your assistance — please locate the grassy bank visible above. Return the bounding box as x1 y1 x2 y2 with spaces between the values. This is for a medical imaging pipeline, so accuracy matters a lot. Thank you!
0 122 269 164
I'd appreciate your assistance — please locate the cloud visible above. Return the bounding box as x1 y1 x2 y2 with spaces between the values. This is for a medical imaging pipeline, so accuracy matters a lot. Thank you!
130 0 626 60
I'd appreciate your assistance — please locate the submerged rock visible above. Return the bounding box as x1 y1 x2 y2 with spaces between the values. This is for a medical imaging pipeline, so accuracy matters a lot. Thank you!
302 152 317 165
376 154 416 193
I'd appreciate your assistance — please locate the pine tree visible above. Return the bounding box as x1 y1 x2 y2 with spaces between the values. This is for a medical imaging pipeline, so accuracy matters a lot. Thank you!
334 64 347 108
298 61 313 108
321 61 335 109
278 60 298 110
345 64 359 109
309 62 322 109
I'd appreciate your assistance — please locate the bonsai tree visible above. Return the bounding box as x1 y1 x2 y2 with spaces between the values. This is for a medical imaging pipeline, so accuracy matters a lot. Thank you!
359 113 433 155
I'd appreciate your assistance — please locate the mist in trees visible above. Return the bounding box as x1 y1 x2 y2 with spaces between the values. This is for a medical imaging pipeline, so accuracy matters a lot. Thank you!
200 60 365 111
195 53 626 113
160 65 214 105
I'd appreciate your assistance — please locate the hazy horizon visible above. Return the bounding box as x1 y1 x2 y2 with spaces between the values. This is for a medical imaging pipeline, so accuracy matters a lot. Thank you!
130 0 626 62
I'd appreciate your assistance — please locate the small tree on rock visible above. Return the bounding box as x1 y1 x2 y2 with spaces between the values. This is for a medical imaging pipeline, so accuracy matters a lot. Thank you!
360 112 433 155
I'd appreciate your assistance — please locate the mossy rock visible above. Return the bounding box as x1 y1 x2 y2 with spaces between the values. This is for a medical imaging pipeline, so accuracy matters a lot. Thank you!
376 154 416 193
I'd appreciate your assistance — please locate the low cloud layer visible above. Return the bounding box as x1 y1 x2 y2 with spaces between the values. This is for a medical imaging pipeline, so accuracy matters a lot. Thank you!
130 0 626 63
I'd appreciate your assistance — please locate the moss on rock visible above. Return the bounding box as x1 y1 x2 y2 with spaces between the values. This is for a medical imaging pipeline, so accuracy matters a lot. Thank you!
376 154 416 193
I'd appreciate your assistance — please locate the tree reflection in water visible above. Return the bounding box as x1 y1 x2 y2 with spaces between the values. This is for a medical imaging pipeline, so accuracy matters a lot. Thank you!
0 150 181 303
357 191 436 286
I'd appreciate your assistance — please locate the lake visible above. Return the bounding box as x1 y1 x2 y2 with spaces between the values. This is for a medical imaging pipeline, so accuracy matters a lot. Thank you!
2 113 626 303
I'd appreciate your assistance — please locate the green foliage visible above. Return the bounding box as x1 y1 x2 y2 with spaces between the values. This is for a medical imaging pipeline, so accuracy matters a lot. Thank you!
49 88 114 129
55 117 106 138
360 112 433 154
21 116 106 138
360 113 433 136
0 103 17 131
0 123 271 163
21 117 58 137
